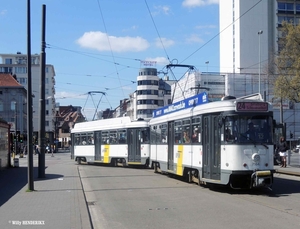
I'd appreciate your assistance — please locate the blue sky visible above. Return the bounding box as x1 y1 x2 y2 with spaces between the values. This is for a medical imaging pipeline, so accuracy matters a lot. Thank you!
0 0 220 120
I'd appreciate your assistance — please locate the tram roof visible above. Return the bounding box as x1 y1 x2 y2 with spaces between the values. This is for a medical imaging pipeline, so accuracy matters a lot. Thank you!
150 93 272 124
71 116 149 133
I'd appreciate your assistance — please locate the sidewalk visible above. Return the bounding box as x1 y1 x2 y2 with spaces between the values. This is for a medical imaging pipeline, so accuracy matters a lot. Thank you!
274 165 300 177
0 151 92 229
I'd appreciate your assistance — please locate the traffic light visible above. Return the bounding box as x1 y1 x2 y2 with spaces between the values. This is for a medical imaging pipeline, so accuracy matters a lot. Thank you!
20 134 23 143
290 133 293 139
16 131 20 142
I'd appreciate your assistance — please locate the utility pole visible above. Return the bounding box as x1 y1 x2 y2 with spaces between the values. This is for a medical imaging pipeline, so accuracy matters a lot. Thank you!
27 0 34 191
258 30 263 95
38 4 46 178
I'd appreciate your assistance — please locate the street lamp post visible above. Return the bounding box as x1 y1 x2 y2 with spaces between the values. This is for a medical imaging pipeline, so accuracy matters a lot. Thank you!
258 30 263 95
205 61 209 87
55 107 59 153
14 102 17 158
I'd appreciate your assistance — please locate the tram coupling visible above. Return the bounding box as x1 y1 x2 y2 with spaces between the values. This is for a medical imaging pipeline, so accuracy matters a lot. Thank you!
250 170 273 188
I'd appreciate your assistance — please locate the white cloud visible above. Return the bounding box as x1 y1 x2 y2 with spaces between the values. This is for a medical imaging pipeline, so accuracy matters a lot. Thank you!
122 25 139 32
185 34 204 43
55 91 86 101
195 24 217 29
76 31 149 52
182 0 219 8
155 37 175 48
144 57 170 66
153 5 172 16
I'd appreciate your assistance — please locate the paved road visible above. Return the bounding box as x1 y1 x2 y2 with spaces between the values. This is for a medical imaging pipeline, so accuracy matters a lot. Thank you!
79 163 300 229
1 151 299 229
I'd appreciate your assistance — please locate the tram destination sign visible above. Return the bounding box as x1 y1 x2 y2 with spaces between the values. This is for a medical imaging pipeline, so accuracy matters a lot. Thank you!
153 92 208 118
236 102 268 112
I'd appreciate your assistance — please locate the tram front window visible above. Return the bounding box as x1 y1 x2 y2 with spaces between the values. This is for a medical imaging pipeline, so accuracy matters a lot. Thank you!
224 115 272 144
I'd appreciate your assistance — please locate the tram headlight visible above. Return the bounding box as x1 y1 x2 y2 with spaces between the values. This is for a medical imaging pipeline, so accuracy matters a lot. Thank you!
251 153 260 163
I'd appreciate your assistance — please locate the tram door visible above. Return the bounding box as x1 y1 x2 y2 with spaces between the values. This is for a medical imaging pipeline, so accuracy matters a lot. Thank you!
94 131 101 161
128 129 141 162
202 115 221 180
167 122 174 170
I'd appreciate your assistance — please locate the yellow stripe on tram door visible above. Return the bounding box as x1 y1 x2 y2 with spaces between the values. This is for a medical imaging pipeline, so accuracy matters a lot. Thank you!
176 145 183 176
103 144 110 163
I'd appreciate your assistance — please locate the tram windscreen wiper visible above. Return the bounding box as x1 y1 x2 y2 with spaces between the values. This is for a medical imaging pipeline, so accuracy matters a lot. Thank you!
259 143 269 149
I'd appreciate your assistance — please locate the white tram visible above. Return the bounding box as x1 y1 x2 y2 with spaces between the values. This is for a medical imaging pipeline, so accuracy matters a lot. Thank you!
149 92 275 189
71 117 150 166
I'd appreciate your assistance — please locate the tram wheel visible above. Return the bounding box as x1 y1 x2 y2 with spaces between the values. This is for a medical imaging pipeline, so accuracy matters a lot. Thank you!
77 157 81 165
110 159 117 167
153 163 158 173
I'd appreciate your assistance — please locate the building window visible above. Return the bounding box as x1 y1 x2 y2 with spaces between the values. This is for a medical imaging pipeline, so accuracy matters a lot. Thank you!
11 101 17 111
46 121 49 126
297 4 300 14
5 58 12 64
0 67 13 73
278 2 294 13
15 67 27 74
18 78 27 84
0 100 3 111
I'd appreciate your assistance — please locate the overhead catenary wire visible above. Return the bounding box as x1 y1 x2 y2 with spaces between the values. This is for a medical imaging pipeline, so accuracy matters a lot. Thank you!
144 0 171 64
47 43 141 70
181 0 263 65
96 0 126 99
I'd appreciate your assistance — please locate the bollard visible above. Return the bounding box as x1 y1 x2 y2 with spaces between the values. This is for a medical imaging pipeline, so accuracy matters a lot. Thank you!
287 150 291 165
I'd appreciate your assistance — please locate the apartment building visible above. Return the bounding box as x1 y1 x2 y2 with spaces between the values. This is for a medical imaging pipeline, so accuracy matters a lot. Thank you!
0 52 56 139
0 73 27 134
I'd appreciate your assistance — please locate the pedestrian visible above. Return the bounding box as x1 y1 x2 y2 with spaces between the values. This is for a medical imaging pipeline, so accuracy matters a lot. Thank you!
276 136 289 168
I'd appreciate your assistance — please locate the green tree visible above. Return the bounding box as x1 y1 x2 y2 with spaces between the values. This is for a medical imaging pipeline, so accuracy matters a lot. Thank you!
275 21 300 102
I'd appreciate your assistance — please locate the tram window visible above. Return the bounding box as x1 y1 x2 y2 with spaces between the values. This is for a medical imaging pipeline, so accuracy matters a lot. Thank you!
224 117 235 142
150 126 157 144
87 133 94 145
141 128 149 143
182 119 191 143
236 116 273 143
118 129 127 144
80 133 88 145
102 131 109 144
75 134 81 145
160 124 167 144
110 130 118 144
174 121 182 143
192 116 201 143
